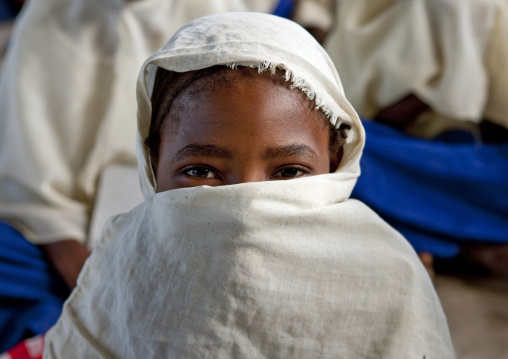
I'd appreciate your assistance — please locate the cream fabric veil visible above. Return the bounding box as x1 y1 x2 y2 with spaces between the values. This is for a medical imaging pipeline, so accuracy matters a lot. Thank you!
45 13 454 358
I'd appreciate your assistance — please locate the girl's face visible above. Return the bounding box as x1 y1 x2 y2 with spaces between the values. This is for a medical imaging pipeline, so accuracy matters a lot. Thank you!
155 71 333 192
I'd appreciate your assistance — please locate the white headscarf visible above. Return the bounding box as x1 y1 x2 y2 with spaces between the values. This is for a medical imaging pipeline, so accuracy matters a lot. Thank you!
45 13 454 358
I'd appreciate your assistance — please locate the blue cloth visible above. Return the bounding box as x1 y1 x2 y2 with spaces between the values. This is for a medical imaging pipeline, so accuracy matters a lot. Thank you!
352 120 508 258
0 222 69 352
271 0 295 19
0 0 17 22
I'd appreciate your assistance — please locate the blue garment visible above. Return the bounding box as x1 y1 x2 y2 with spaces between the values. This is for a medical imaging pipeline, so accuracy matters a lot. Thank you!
0 0 17 22
0 222 69 352
352 120 508 258
271 0 295 19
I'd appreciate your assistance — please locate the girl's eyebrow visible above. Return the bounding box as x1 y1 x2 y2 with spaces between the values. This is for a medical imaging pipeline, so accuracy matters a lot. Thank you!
262 144 318 160
174 144 233 161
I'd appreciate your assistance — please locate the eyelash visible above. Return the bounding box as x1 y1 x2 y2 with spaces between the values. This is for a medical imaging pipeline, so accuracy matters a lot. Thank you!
179 165 221 180
271 165 310 179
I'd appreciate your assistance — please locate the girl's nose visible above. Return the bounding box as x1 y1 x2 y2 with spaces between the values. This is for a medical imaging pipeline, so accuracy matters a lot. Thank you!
226 167 267 185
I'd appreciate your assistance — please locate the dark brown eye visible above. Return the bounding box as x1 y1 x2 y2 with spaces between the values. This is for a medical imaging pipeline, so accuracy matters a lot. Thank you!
280 168 299 177
272 167 308 179
185 167 217 179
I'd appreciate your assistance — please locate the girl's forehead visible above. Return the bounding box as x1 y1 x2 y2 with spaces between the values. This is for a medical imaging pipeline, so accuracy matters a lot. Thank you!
163 70 329 142
169 67 322 117
159 73 331 163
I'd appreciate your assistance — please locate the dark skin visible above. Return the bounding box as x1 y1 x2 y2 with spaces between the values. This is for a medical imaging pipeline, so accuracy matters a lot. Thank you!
374 94 430 131
304 26 329 45
43 240 90 290
155 71 335 192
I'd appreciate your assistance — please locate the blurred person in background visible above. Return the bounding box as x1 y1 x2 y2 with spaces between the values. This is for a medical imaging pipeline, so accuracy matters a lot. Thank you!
324 0 508 277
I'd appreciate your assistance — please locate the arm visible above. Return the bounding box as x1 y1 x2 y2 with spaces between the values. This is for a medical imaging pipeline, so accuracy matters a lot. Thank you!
43 240 91 289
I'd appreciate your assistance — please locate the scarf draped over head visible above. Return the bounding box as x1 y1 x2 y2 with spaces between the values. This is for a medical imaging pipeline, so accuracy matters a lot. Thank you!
134 11 365 198
45 13 454 358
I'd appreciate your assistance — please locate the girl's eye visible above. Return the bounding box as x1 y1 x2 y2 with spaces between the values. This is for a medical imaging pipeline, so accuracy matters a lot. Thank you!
272 167 307 179
185 167 217 179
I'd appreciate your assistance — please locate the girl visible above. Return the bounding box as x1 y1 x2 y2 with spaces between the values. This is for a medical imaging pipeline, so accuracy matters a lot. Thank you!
45 13 454 358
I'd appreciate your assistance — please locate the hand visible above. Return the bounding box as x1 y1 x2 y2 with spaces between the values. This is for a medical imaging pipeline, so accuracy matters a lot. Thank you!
374 94 430 131
43 240 91 290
